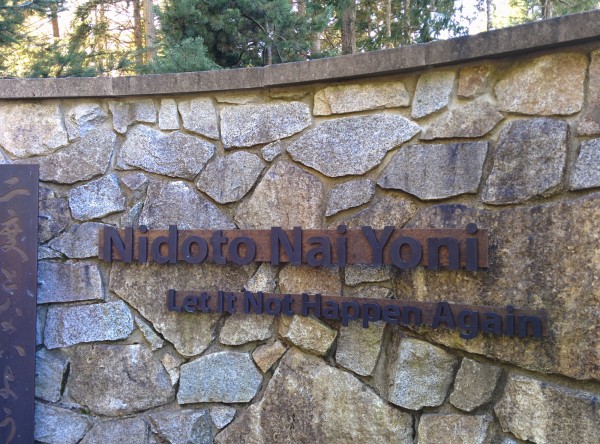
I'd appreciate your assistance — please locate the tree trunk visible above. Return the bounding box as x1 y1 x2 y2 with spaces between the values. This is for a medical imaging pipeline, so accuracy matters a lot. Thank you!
143 0 156 62
50 4 60 39
385 0 392 48
486 0 492 31
340 0 356 54
133 0 144 65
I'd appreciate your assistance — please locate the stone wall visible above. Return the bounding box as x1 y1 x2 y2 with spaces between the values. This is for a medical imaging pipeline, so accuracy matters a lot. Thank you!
1 12 600 444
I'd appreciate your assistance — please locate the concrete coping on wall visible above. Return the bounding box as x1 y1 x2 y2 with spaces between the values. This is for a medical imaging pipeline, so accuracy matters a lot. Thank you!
2 9 600 99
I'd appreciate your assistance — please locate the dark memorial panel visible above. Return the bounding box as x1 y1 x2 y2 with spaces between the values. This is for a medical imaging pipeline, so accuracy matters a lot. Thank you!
0 166 38 444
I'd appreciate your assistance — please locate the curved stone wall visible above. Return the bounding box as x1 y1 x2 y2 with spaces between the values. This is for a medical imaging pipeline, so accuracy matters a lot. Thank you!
1 10 599 444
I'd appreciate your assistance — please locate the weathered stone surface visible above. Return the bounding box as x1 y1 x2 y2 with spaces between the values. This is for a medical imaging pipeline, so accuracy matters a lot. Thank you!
220 314 273 345
261 140 285 162
37 305 47 346
578 49 600 135
34 403 91 444
39 195 70 243
65 103 108 140
421 99 503 139
122 172 149 191
388 338 458 410
179 97 219 139
140 180 236 230
178 352 262 404
69 344 175 415
495 374 600 444
109 99 156 134
38 261 103 304
135 315 165 350
279 265 342 295
150 409 213 444
245 263 277 293
412 70 455 119
197 151 264 203
211 406 237 429
252 340 287 372
313 81 410 115
44 300 133 349
495 53 587 115
570 138 600 190
235 161 324 229
158 98 179 130
279 315 337 356
47 222 108 258
418 414 492 444
35 348 68 402
336 321 385 376
0 102 68 158
288 114 420 177
161 352 184 386
216 93 261 104
346 285 392 300
119 124 215 179
482 119 567 204
336 196 416 229
68 173 125 220
81 418 150 444
345 264 391 286
458 64 493 98
109 262 253 356
401 194 600 380
378 142 488 200
14 127 115 184
450 358 502 412
216 349 413 444
221 102 311 148
326 179 375 216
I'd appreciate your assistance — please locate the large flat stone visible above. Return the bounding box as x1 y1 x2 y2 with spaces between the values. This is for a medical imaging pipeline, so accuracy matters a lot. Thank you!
178 352 262 404
69 344 175 415
34 403 91 444
252 340 287 372
279 264 342 295
220 314 273 345
109 262 254 356
68 173 125 220
179 97 219 139
81 417 150 444
196 151 265 204
326 179 375 216
449 358 502 412
158 98 179 130
313 81 410 115
14 127 115 184
140 180 236 229
119 124 215 179
44 300 133 349
38 261 103 304
420 99 503 140
388 338 458 410
235 161 324 229
279 315 337 356
215 349 413 444
378 142 488 200
64 102 108 140
411 70 455 119
35 348 69 402
458 64 493 98
482 118 567 204
578 49 600 135
336 196 416 229
287 114 420 177
109 99 156 134
495 374 600 443
570 138 600 190
39 195 70 243
401 194 600 380
418 414 492 444
495 53 587 115
150 409 213 444
336 321 385 376
47 222 108 258
344 264 392 286
0 102 68 158
221 102 311 148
